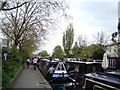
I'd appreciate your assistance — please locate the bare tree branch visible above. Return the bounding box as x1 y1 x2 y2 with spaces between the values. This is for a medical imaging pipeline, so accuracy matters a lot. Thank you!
0 1 27 11
93 30 110 47
1 0 69 52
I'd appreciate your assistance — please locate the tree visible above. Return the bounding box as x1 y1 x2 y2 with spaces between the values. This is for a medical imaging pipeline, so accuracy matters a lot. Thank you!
111 19 120 57
72 41 79 57
1 0 68 53
93 30 110 48
80 44 100 58
52 45 64 58
1 2 40 51
0 1 27 11
78 35 87 49
77 35 87 54
38 50 49 56
63 23 74 57
93 48 105 60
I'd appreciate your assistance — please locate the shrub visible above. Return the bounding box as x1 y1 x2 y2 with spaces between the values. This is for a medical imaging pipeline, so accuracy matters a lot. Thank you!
2 48 23 88
93 48 105 60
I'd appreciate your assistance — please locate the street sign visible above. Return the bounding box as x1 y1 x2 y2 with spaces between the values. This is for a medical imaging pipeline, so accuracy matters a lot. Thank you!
4 53 7 60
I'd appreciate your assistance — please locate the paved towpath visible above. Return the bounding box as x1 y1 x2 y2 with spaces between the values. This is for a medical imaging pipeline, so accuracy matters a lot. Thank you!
10 66 52 89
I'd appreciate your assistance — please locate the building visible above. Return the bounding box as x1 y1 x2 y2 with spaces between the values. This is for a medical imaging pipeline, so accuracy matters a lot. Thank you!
105 43 119 57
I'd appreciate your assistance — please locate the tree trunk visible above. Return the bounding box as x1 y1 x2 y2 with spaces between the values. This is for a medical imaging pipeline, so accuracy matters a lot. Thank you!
14 40 19 49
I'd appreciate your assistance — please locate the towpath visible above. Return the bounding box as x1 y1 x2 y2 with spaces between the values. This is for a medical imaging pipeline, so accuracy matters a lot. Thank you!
9 66 52 89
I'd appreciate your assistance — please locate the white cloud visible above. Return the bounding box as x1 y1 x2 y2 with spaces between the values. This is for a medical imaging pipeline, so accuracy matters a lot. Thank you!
73 20 103 43
40 0 118 54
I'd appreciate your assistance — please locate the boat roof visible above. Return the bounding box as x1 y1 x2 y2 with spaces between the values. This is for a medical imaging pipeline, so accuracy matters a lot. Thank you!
67 61 101 64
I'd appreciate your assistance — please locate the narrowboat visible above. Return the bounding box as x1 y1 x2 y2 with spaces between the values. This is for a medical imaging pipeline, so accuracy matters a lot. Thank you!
38 57 120 90
65 58 120 89
83 72 120 90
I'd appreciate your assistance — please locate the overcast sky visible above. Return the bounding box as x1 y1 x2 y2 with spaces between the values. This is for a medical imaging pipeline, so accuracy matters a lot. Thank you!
0 0 119 55
40 0 119 55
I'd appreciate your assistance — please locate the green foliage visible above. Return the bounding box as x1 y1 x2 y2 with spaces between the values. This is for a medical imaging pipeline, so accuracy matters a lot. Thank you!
2 60 22 88
52 45 64 58
8 48 24 64
93 48 105 60
78 35 87 50
112 30 120 55
80 44 100 58
111 19 120 57
63 23 74 57
0 66 2 89
2 48 23 88
72 41 80 57
38 50 49 56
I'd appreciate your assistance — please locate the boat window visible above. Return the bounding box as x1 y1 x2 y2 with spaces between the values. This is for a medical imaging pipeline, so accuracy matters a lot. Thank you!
57 64 64 70
55 62 66 71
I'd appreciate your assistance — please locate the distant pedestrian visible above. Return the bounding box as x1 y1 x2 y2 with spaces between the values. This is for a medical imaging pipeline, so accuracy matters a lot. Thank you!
26 57 31 69
33 57 38 70
48 66 54 73
37 57 41 64
48 65 55 77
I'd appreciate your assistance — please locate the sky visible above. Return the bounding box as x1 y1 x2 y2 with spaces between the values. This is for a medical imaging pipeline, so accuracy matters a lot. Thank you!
0 0 119 55
40 0 119 55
